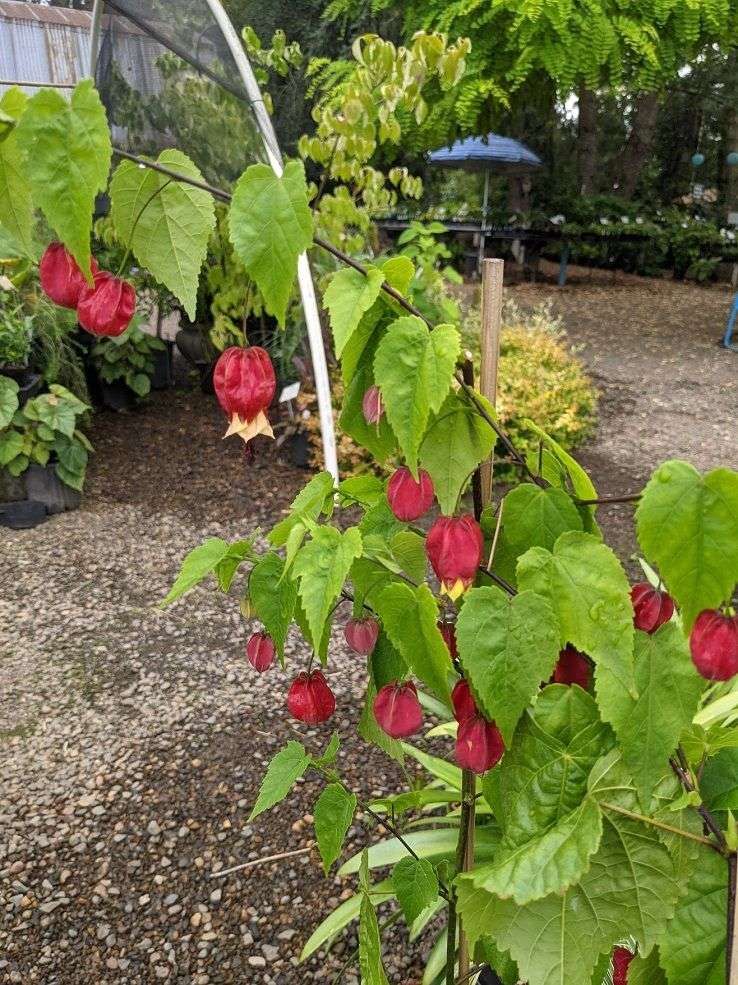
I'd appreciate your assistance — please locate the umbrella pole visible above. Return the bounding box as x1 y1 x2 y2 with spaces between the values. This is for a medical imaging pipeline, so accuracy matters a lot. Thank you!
477 170 490 277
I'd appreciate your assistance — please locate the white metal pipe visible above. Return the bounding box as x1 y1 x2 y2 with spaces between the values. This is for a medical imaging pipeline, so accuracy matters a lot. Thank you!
87 0 103 77
203 0 339 482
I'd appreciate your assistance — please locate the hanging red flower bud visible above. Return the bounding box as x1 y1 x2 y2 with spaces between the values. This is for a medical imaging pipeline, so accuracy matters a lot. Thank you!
373 680 423 738
455 714 505 774
39 242 98 309
362 385 383 424
213 346 276 445
426 515 483 599
287 670 336 724
630 582 675 634
451 678 476 722
387 467 435 522
690 609 738 681
246 631 275 673
77 270 136 337
438 620 458 660
344 617 380 656
612 946 635 985
551 646 591 689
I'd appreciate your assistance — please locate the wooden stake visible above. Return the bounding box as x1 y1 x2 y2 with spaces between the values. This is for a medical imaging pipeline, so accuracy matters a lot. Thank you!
478 259 505 505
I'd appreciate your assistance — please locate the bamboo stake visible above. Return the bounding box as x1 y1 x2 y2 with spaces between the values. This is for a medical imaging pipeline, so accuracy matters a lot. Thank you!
478 259 505 505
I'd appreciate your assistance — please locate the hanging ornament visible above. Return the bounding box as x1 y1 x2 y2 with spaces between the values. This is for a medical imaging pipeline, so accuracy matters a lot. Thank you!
727 152 738 167
691 152 705 167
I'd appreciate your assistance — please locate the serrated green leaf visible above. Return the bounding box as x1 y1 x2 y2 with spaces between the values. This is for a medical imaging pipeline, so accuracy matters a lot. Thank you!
0 429 23 466
524 420 599 533
0 376 19 429
392 856 439 926
602 623 704 808
269 471 334 547
110 149 215 319
381 255 414 294
370 632 408 690
390 530 427 582
419 389 496 515
659 847 726 985
628 948 667 985
701 747 738 811
229 160 313 326
458 797 602 905
160 538 231 606
359 890 390 985
373 316 459 474
15 79 111 276
324 265 385 356
314 783 356 874
340 336 398 463
339 474 385 507
248 740 310 822
215 540 253 592
293 526 363 652
249 553 297 659
517 530 635 705
0 88 33 256
456 585 560 743
375 582 452 703
636 460 738 629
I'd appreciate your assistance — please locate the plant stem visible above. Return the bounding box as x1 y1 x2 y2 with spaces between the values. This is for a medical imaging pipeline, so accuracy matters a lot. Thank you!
601 801 724 852
669 754 729 853
575 493 641 506
456 769 477 979
727 852 738 985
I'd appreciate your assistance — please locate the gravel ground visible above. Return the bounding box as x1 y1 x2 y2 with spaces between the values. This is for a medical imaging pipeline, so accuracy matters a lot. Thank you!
3 271 738 984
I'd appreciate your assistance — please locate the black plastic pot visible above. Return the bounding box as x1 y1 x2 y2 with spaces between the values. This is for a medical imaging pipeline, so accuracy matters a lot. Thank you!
0 499 47 529
1 367 42 407
99 379 137 412
175 325 210 367
479 969 504 985
24 464 81 515
288 430 311 469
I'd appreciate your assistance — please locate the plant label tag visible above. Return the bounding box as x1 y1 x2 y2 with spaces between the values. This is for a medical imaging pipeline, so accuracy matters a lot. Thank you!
279 382 300 403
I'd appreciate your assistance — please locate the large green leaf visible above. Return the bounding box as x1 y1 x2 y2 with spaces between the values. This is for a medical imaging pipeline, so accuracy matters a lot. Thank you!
293 526 363 652
228 160 313 326
700 747 738 811
517 530 636 705
459 797 602 906
374 316 459 474
456 585 561 743
524 420 599 534
15 79 111 276
636 460 738 629
110 149 215 319
419 390 496 515
659 847 727 985
359 886 390 985
324 265 386 356
161 538 232 606
0 376 19 428
340 826 500 875
248 740 311 822
339 336 398 463
628 949 668 985
0 88 33 255
375 582 452 703
248 553 297 660
314 783 356 874
0 429 23 467
484 685 613 845
392 856 439 926
602 623 704 808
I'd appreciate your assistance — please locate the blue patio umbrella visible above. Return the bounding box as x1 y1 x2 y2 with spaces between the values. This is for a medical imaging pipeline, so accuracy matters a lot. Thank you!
429 134 543 268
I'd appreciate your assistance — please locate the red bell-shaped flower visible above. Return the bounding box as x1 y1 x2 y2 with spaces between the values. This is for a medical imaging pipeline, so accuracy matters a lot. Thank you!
551 646 591 689
362 385 383 424
438 620 458 660
39 242 97 309
612 946 635 985
387 467 435 522
451 678 476 722
246 631 275 673
344 617 380 656
455 714 505 774
373 680 423 738
287 670 336 724
630 582 675 634
77 271 136 337
426 515 483 599
690 609 738 681
213 346 276 445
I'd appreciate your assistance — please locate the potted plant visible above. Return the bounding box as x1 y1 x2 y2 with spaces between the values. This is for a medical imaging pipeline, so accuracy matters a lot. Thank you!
0 380 92 515
0 298 42 404
88 319 166 410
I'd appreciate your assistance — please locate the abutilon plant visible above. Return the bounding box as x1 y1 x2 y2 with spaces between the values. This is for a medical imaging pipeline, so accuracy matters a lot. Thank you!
552 645 592 689
630 582 675 633
690 609 738 681
287 670 336 724
386 466 435 521
344 616 380 655
426 514 483 599
77 271 136 337
39 242 97 309
213 346 276 445
246 631 275 672
373 680 423 738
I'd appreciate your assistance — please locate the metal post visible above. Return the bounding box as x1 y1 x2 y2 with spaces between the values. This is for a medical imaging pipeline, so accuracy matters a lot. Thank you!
202 0 339 481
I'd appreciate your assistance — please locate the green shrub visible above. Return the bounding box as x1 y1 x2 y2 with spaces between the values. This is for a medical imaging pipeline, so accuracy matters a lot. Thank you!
90 320 166 399
0 301 33 366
